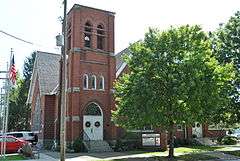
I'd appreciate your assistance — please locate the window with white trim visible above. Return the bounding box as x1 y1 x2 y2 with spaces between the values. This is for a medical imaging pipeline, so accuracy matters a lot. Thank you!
91 75 96 89
83 74 88 89
99 76 104 90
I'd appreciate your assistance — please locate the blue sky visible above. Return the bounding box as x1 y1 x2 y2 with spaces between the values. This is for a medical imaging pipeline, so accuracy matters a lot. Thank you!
0 0 239 75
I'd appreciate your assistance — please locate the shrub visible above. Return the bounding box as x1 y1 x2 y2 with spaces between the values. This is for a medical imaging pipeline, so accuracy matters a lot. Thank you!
221 136 237 145
217 136 224 144
20 143 33 158
72 137 84 152
174 138 200 147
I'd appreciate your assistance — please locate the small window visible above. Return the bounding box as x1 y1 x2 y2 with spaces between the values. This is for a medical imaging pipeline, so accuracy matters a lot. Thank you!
99 76 104 90
97 24 104 50
84 22 92 48
83 74 89 89
91 75 96 90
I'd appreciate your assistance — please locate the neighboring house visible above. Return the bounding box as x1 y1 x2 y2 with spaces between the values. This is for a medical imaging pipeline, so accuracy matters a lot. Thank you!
27 4 225 150
27 51 60 145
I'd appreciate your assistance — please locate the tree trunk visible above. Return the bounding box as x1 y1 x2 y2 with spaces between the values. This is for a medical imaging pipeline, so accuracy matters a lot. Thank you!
168 124 175 160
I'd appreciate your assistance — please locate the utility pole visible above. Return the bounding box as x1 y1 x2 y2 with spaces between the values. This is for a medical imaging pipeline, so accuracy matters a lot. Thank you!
60 0 67 161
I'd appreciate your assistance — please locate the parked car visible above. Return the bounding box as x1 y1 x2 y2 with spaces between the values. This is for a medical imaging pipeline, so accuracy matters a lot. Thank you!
0 135 28 153
6 131 37 144
227 128 240 139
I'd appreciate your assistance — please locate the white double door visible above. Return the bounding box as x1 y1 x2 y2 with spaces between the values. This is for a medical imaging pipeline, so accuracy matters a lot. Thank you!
192 122 203 138
83 115 103 140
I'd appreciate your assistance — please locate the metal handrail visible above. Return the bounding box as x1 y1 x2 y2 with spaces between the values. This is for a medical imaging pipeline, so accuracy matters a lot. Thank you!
83 131 91 151
83 131 90 141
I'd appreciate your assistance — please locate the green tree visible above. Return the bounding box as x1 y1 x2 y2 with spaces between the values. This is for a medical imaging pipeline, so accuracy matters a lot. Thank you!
112 26 234 159
211 11 240 125
8 52 36 131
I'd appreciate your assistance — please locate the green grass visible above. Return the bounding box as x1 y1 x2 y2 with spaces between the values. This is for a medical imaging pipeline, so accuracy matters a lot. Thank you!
97 153 218 161
222 150 240 157
0 154 26 160
141 145 226 156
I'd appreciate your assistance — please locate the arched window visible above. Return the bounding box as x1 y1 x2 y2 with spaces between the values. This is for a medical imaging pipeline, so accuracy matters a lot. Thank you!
84 22 92 48
83 74 88 89
97 24 105 50
91 75 96 90
85 103 102 116
99 76 104 90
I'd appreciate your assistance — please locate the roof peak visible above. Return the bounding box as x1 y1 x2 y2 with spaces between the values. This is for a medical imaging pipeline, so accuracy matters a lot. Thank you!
70 4 115 15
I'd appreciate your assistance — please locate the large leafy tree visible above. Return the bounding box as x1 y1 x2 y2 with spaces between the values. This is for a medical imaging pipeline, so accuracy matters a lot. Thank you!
211 11 240 125
8 52 36 131
113 25 234 159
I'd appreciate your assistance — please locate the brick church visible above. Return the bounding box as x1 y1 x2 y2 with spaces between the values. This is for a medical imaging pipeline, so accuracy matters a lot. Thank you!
27 4 225 151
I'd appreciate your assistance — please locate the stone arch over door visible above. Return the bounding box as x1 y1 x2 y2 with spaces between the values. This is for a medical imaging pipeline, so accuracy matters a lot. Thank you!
83 102 103 140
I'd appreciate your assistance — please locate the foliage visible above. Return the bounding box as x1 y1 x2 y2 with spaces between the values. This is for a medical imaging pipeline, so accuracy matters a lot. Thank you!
20 143 33 158
8 52 36 131
114 132 142 152
113 25 235 158
211 11 240 124
72 137 84 152
220 136 237 145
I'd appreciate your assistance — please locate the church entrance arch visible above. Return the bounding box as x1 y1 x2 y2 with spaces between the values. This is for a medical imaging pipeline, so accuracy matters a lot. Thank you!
83 102 103 140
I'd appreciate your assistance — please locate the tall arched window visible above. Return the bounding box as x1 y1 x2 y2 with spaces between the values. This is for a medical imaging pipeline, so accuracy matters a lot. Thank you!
84 22 92 48
85 103 102 116
99 76 104 90
97 24 104 50
91 75 96 90
83 74 88 89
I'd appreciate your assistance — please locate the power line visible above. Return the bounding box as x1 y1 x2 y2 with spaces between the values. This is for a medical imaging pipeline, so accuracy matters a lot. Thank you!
0 30 60 51
0 30 33 45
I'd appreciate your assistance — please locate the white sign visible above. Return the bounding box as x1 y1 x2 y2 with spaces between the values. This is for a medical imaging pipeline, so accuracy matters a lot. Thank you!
142 133 160 146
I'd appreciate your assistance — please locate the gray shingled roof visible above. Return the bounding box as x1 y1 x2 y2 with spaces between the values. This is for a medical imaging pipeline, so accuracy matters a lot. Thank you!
115 48 129 71
36 51 61 95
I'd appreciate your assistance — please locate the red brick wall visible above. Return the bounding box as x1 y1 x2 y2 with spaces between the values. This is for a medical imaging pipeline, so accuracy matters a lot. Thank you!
202 124 226 138
43 95 57 140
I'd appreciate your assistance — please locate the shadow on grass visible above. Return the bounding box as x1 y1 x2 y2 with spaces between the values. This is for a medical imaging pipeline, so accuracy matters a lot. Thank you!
97 153 218 161
182 145 224 151
44 145 223 160
221 150 240 157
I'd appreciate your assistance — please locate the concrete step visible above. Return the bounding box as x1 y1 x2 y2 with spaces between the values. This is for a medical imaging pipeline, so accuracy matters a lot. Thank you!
83 140 113 153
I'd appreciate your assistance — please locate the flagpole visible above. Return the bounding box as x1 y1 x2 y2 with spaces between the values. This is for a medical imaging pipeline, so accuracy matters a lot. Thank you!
2 48 13 158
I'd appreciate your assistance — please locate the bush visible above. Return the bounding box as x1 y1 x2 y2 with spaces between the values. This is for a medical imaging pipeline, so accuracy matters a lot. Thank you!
113 132 142 152
174 138 200 147
221 136 237 145
20 143 33 158
72 137 84 152
217 136 224 144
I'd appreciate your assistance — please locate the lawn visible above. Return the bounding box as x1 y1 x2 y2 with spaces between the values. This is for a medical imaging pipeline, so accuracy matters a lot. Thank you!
140 145 227 156
222 150 240 157
97 153 217 161
0 154 26 160
96 146 223 161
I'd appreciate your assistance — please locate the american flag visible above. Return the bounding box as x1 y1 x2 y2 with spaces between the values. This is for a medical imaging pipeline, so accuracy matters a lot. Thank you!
9 54 17 85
